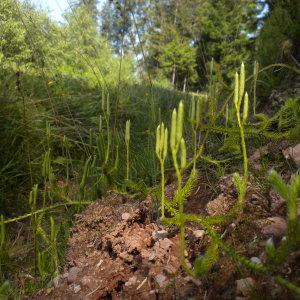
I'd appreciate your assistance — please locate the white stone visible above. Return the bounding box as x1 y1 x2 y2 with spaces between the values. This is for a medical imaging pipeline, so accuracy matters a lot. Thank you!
155 274 167 288
152 230 168 241
74 284 81 293
236 277 255 296
122 212 132 221
193 230 205 239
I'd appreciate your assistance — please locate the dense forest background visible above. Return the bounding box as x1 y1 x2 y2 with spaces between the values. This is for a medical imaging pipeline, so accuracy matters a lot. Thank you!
0 0 300 298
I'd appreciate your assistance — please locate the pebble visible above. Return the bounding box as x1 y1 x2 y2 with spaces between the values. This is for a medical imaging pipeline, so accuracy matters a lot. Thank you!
73 284 81 294
250 257 262 264
155 274 168 288
152 230 168 241
261 217 287 238
67 267 80 284
206 193 233 216
283 143 300 167
125 276 137 287
96 259 103 268
236 277 255 296
121 212 132 221
53 276 60 288
192 230 205 239
184 276 202 287
119 251 133 263
148 251 156 261
269 189 285 212
81 275 97 290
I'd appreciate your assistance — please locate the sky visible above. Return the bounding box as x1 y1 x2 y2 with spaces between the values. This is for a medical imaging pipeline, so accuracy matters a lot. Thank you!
29 0 104 23
29 0 69 22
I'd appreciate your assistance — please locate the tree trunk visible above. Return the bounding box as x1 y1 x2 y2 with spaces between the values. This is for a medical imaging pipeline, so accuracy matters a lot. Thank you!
172 63 176 86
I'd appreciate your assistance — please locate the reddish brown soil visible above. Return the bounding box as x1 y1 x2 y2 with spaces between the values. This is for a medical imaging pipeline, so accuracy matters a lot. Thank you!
27 172 299 300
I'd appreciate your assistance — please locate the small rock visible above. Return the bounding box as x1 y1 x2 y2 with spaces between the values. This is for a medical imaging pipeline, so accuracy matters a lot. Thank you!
193 230 205 239
184 276 201 287
53 276 60 288
81 276 97 290
283 143 300 167
119 251 133 263
67 267 80 284
125 276 137 287
122 212 132 221
206 194 234 216
259 251 267 264
250 257 262 264
261 217 287 238
152 230 168 241
157 238 173 250
73 284 81 294
185 259 192 269
155 274 168 288
141 249 151 260
236 277 256 296
96 259 103 268
148 251 156 261
249 146 268 171
269 189 285 212
149 289 159 295
218 174 236 194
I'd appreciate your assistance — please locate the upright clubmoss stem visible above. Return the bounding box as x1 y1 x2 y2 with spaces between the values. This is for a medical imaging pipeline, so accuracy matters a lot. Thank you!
160 160 165 218
125 120 131 181
193 129 197 171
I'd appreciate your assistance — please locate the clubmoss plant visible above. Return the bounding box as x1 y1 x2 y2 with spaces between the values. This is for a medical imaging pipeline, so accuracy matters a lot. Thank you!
29 184 39 272
62 135 72 188
230 63 249 213
37 251 47 280
265 170 300 265
79 156 92 200
253 61 259 115
157 62 251 277
167 101 199 275
189 94 206 170
37 216 59 276
125 120 131 181
0 215 6 278
42 146 56 205
104 93 111 166
155 122 168 218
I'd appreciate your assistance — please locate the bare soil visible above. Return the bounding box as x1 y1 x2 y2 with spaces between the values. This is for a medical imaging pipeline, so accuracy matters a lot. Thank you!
27 144 300 299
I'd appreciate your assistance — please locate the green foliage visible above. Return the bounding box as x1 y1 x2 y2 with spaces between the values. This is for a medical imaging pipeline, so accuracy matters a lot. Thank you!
277 97 300 139
194 240 219 277
256 0 300 98
125 120 131 181
0 281 10 300
36 217 60 276
266 170 300 265
1 0 300 296
155 122 168 218
79 156 92 200
155 63 299 296
0 216 7 279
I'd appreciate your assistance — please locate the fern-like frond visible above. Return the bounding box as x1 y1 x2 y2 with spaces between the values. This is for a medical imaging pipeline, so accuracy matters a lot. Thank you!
173 169 198 206
194 239 219 277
